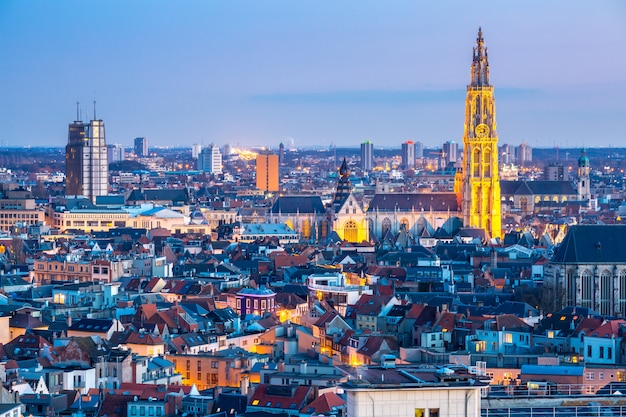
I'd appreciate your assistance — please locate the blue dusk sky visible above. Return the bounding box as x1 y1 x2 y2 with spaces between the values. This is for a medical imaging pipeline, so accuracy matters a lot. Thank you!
0 1 625 150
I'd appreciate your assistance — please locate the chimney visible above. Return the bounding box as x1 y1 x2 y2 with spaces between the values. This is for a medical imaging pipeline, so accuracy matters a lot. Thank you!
66 314 72 328
240 375 249 396
300 360 308 374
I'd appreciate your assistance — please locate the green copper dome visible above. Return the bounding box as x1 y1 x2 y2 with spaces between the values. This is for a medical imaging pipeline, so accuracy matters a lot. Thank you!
578 148 590 167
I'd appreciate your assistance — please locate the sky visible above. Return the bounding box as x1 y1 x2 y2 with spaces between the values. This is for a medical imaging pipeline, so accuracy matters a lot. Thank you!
1 1 625 150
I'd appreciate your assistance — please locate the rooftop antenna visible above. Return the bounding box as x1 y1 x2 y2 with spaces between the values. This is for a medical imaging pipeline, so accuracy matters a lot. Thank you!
76 101 80 122
93 100 97 120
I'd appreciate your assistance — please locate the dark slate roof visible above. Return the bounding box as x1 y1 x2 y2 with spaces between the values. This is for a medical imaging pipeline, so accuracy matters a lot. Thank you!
270 196 326 214
500 180 576 196
367 193 459 212
126 188 189 204
550 225 626 264
69 318 114 332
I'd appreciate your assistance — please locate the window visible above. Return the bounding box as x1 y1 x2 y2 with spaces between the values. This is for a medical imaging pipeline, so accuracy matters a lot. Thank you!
609 347 613 359
504 333 513 344
131 406 137 416
587 372 594 381
140 407 146 416
600 347 605 359
197 360 202 371
588 346 592 357
600 373 605 380
429 409 440 417
212 361 218 369
414 409 424 417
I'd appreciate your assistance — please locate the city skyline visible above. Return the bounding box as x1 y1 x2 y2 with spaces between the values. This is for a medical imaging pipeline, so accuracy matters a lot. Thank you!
1 1 625 149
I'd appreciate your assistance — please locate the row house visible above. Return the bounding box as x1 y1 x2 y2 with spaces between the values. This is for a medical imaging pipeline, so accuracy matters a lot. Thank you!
33 255 128 284
350 294 402 332
166 347 258 391
468 314 533 355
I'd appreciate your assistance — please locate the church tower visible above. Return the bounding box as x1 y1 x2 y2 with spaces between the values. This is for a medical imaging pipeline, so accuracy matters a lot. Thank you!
577 148 591 201
456 28 502 239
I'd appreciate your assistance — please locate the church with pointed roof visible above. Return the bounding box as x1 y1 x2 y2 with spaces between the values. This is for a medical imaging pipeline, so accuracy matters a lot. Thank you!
332 158 369 243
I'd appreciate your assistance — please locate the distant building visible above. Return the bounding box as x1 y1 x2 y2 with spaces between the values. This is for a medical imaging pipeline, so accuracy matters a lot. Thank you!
499 143 514 164
361 140 373 171
415 141 424 158
191 143 202 159
65 106 109 203
401 141 415 170
279 142 285 165
198 144 222 174
442 140 458 167
223 143 233 159
256 154 279 192
134 137 148 157
107 144 124 163
544 163 569 181
516 142 532 165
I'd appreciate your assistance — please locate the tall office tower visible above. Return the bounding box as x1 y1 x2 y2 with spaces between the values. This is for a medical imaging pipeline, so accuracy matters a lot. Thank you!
516 142 532 166
499 143 514 164
65 116 86 197
456 28 501 239
83 118 109 201
65 105 109 203
577 148 591 201
544 163 569 181
134 137 148 157
198 144 222 174
360 140 373 171
442 140 459 167
256 154 279 192
192 143 202 159
401 141 415 170
107 144 124 163
279 142 285 165
415 141 424 159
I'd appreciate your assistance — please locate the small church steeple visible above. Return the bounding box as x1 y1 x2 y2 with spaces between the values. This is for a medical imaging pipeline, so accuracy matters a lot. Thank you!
332 158 353 211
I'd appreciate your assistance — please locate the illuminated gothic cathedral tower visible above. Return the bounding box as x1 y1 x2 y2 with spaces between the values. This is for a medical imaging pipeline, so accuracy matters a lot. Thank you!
457 27 502 239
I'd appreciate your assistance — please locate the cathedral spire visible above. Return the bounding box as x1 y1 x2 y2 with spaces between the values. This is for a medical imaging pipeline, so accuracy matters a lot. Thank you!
456 27 501 239
471 27 490 87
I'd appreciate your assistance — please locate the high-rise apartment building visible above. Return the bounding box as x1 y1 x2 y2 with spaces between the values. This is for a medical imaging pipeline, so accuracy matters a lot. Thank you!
516 142 532 166
544 163 569 181
107 144 124 164
401 141 415 170
499 143 514 165
65 106 109 203
415 141 424 159
360 141 373 171
134 137 148 157
456 28 501 239
191 143 202 159
198 144 222 174
442 141 459 167
256 154 279 192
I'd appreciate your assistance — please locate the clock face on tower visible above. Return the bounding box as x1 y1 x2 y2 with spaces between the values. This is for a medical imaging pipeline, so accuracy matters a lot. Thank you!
475 123 490 138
